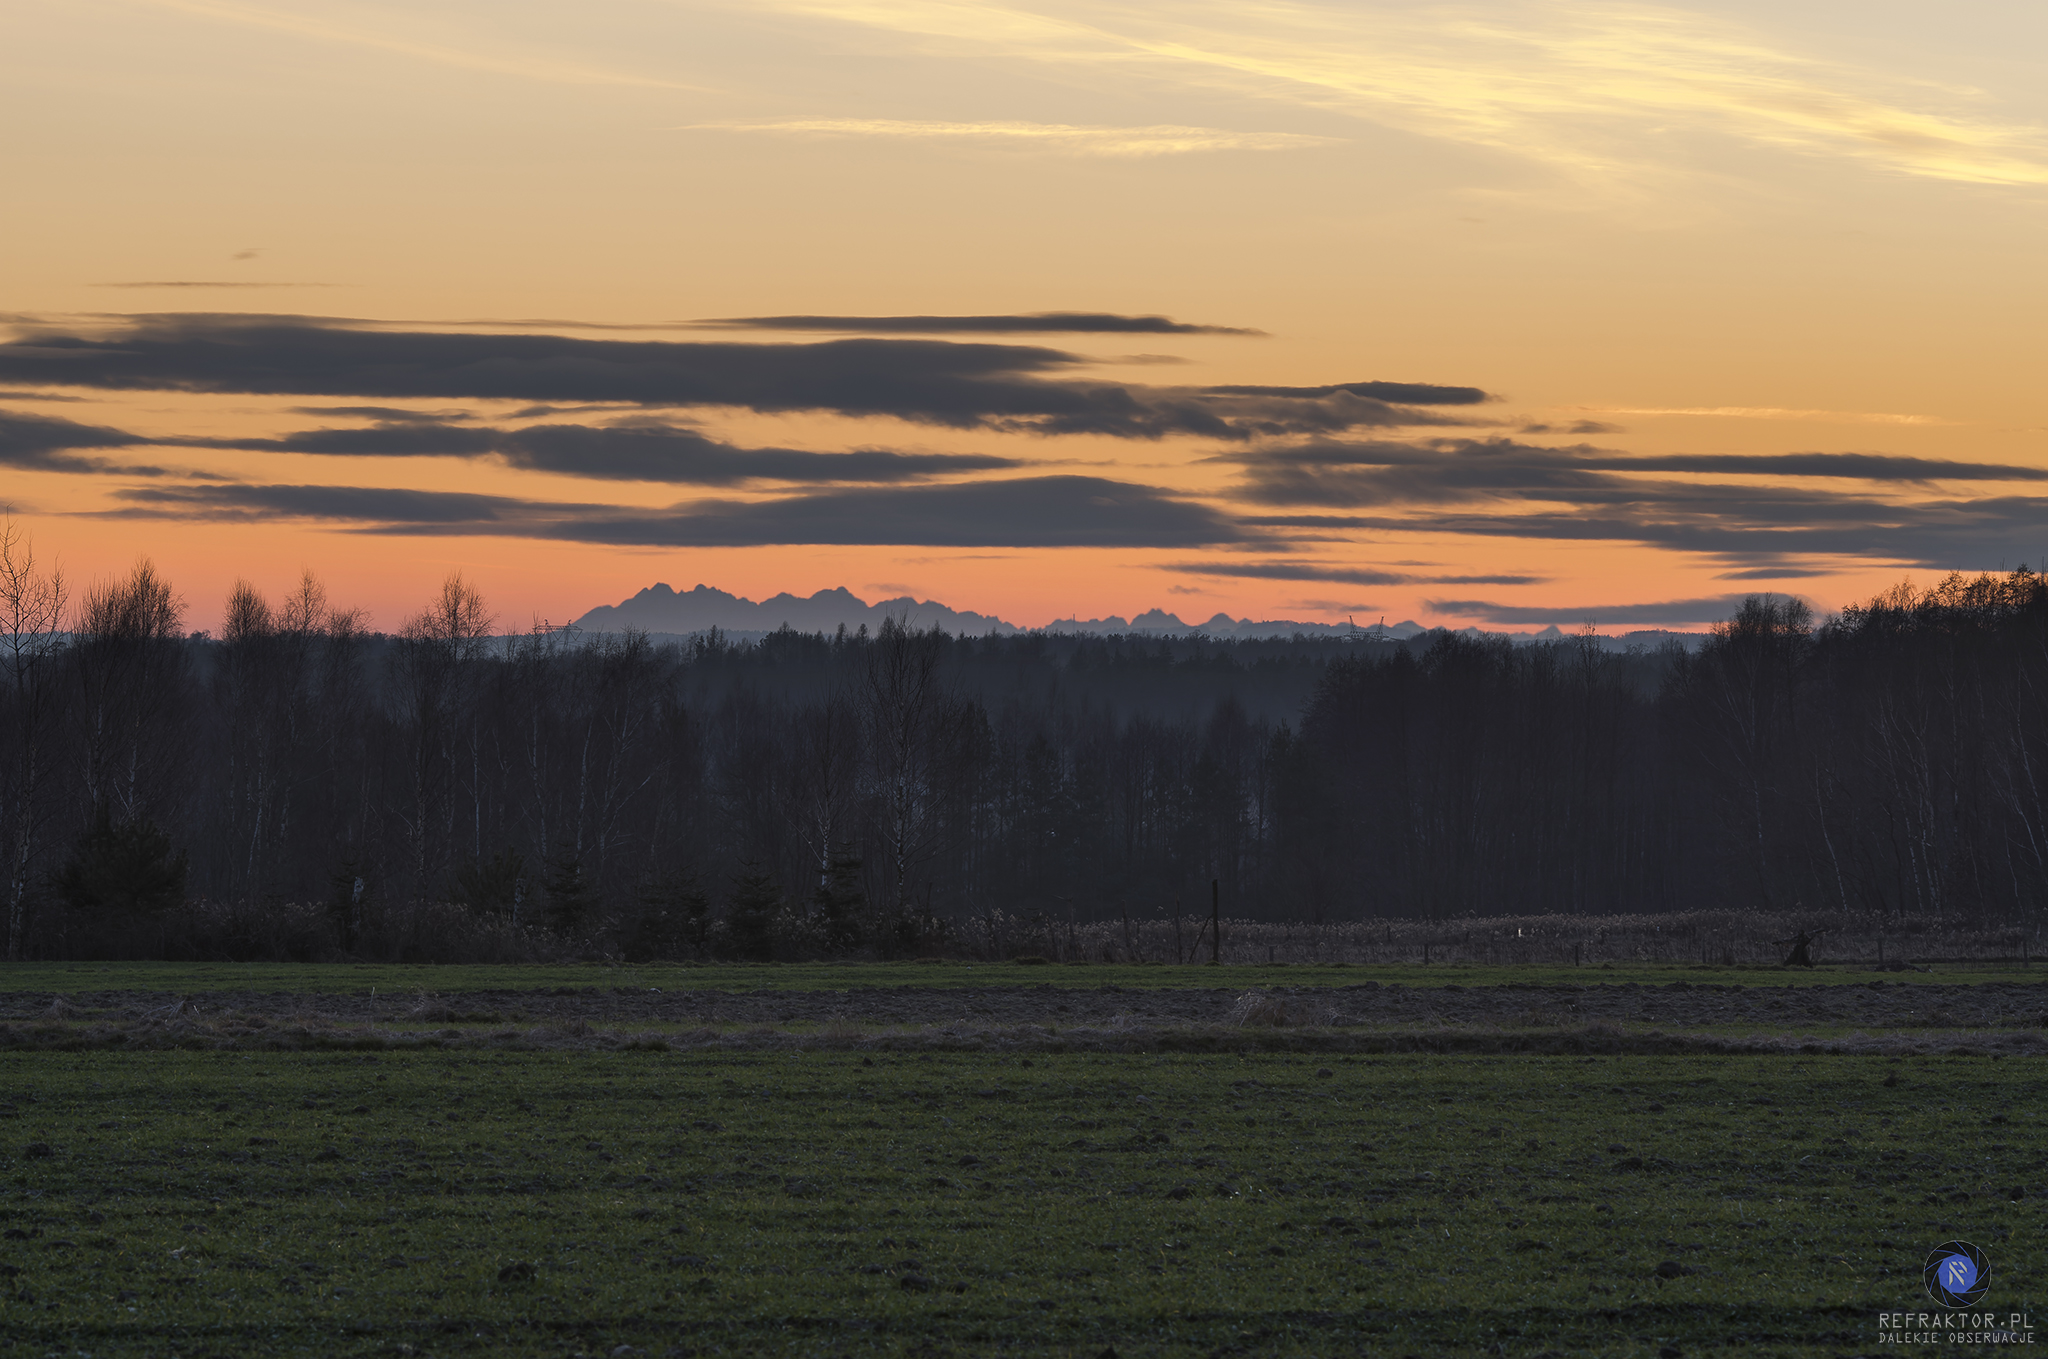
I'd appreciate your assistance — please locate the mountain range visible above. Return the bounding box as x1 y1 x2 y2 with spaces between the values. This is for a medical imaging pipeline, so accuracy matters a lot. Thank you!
572 583 1700 647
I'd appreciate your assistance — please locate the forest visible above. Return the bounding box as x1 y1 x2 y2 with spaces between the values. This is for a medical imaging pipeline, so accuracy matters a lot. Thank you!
4 519 2046 962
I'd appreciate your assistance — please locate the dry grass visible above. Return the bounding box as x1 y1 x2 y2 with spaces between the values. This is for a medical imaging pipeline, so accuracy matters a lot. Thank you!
952 906 2040 968
7 1012 2039 1058
1225 989 1339 1028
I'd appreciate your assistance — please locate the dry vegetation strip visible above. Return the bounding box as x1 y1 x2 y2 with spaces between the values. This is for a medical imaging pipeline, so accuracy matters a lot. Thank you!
2 976 2046 1057
5 958 2044 997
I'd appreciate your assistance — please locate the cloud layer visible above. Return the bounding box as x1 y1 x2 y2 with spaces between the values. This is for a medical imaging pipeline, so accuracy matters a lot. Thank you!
198 418 1018 484
685 118 1338 157
0 315 1472 440
1224 437 2048 569
109 474 1246 548
1428 594 1785 626
769 0 2048 188
702 312 1263 335
12 312 2040 581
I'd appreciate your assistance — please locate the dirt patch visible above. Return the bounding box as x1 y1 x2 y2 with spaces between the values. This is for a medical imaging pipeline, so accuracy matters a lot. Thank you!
0 977 2044 1056
3 977 2043 1032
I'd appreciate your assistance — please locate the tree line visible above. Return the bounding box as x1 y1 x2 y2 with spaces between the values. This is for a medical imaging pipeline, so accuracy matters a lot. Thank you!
3 522 2044 961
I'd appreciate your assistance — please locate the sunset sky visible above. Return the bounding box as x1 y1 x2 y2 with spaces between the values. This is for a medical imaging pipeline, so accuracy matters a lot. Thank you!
6 0 2046 633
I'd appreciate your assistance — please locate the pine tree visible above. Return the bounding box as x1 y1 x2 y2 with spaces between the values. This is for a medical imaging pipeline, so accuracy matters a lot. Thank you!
719 863 779 962
812 846 866 955
56 810 188 915
623 869 710 961
542 841 592 935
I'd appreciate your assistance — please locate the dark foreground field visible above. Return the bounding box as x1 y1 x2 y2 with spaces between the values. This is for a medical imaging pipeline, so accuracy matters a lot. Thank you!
2 969 2044 1357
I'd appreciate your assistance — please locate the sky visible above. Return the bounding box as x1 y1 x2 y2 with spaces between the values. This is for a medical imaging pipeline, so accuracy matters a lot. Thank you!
4 0 2046 634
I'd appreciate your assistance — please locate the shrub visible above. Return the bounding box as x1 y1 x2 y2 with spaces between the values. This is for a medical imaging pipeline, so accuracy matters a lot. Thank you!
55 811 188 916
716 864 780 962
621 870 711 962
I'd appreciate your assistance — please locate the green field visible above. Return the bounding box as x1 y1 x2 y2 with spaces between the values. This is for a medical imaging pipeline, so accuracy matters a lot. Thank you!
4 958 2038 994
2 1040 2041 1356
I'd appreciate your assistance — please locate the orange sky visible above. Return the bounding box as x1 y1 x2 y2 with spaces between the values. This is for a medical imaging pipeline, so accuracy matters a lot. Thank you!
5 0 2046 633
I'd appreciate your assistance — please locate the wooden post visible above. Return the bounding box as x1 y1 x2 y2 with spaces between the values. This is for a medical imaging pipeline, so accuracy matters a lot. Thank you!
1209 878 1220 965
1173 897 1183 966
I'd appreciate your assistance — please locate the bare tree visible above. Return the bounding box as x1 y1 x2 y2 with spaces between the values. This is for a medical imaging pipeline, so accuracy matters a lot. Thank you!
391 572 495 897
1675 595 1813 907
860 617 951 926
211 569 363 901
789 692 862 888
0 516 66 958
72 557 185 825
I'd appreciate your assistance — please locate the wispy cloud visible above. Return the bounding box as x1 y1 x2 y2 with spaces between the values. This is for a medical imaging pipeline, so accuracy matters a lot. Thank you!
1586 406 1952 425
93 281 339 290
1427 593 1792 626
770 0 2048 187
1167 560 1545 587
140 0 706 90
683 117 1337 156
699 312 1264 335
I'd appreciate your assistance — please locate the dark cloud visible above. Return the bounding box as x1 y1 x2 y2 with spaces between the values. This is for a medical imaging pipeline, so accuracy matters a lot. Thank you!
1165 561 1546 587
1205 381 1489 406
0 409 181 476
1714 566 1835 580
0 315 1077 419
108 484 603 525
1236 513 1381 528
1168 561 1409 586
1223 437 2048 569
533 478 1244 548
1288 502 2048 571
1614 451 2048 481
499 425 1015 484
201 422 500 458
1 410 143 457
105 475 1245 548
1097 389 1481 441
195 418 1019 484
1428 594 1792 626
701 312 1264 335
1232 439 2048 498
1522 420 1622 434
0 315 1468 440
289 405 481 421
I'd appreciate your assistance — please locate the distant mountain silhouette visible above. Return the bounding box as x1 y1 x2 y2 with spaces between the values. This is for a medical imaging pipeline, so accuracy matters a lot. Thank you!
573 584 1023 637
573 583 1697 648
572 584 1412 639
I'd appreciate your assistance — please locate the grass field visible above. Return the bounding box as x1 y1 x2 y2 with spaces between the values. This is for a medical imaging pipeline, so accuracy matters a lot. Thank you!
5 958 2040 995
3 967 2043 1357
